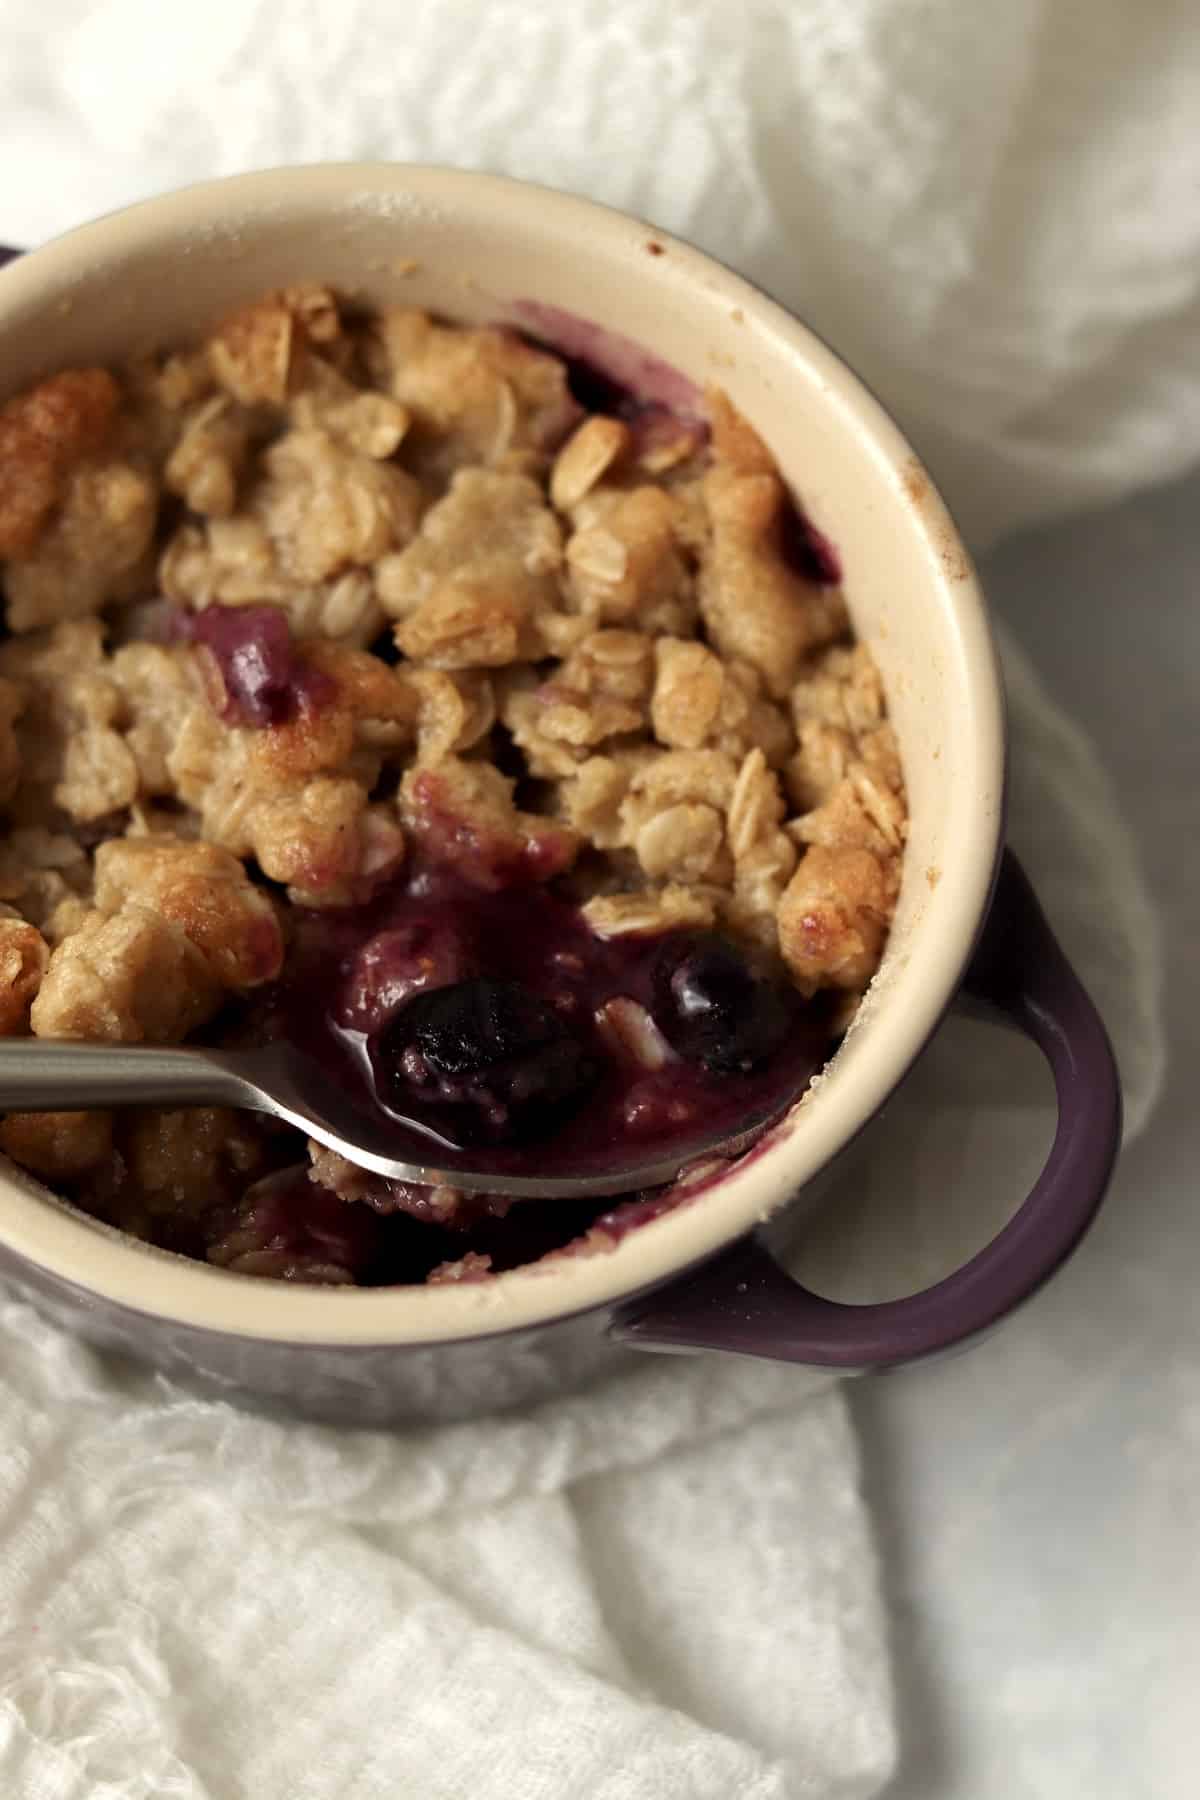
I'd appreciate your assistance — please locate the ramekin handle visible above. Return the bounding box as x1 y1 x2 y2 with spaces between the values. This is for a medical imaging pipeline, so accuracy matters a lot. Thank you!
612 851 1122 1368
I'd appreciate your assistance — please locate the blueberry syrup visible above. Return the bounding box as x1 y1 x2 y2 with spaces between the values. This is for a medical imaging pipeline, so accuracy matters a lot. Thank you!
511 300 704 420
257 862 833 1190
777 492 842 587
511 300 842 586
217 1165 390 1280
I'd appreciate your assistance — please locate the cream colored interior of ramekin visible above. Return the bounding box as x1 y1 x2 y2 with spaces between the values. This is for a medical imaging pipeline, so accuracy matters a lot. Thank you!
0 166 1004 1345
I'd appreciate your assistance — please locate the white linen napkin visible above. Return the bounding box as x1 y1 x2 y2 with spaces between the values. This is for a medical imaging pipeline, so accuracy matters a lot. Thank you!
0 2 1178 1793
0 1308 892 1800
3 0 1199 548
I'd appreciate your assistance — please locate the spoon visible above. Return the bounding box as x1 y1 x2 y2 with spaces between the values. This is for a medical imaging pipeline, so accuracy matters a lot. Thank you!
0 1039 800 1200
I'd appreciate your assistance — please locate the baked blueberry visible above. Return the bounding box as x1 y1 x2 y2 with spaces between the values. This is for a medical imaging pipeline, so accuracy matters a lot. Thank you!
187 603 334 727
370 977 599 1144
339 918 473 1033
654 933 791 1074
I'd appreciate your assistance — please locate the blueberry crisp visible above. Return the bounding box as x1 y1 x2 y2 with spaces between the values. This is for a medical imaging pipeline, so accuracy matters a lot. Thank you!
0 284 907 1285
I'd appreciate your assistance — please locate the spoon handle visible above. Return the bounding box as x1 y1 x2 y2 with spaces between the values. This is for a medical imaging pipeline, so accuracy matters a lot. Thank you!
0 1040 255 1112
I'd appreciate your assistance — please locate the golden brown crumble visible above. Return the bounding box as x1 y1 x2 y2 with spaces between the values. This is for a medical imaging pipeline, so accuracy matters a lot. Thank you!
0 368 121 558
0 282 907 1283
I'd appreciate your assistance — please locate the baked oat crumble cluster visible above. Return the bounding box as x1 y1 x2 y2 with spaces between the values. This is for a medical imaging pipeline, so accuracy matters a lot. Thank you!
0 283 907 1285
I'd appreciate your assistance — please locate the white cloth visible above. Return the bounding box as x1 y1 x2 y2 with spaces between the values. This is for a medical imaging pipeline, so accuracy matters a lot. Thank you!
3 0 1200 546
0 1308 892 1800
0 4 1178 1795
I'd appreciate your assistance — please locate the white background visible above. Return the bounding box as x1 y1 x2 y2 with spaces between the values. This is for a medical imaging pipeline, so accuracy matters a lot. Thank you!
841 469 1199 1799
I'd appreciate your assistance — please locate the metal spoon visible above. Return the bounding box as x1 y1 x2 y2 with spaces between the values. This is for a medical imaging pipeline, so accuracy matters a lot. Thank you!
0 1039 799 1200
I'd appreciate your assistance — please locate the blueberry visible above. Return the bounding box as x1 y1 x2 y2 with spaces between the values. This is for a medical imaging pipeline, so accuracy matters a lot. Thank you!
654 933 791 1074
339 919 472 1033
186 603 335 727
370 977 598 1145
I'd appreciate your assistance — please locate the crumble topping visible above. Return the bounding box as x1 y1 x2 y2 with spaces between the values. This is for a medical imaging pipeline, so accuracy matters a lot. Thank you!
0 282 907 1285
